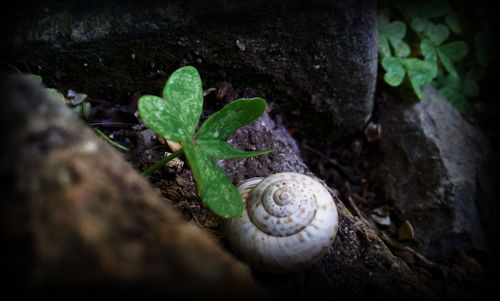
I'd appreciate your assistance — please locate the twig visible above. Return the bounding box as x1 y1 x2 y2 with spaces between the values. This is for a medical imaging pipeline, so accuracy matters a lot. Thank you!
345 182 374 228
303 144 343 169
352 192 368 204
379 231 447 275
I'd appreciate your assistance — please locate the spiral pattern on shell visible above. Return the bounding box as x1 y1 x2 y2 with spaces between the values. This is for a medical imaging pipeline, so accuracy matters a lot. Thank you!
226 172 339 274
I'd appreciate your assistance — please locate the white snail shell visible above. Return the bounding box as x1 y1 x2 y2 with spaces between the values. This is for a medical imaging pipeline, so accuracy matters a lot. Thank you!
226 172 339 273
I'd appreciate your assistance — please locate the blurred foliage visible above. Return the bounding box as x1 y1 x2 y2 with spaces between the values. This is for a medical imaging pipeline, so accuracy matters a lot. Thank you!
377 0 496 114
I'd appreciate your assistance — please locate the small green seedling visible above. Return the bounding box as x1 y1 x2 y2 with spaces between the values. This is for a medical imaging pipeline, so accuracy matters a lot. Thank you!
138 66 273 218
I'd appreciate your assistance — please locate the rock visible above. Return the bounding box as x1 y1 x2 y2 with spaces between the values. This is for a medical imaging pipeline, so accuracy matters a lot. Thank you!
372 86 498 260
0 74 264 300
217 111 436 300
4 0 377 142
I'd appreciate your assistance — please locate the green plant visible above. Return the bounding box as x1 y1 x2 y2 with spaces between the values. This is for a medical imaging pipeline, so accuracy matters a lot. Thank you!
31 74 130 151
377 1 492 113
138 66 273 218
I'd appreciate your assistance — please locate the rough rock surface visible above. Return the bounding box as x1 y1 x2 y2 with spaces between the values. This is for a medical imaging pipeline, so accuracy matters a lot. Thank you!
0 74 263 300
372 86 498 260
5 0 377 142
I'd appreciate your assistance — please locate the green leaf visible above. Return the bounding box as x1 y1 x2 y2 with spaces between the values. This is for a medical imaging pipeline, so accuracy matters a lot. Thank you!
385 21 406 41
182 139 244 218
436 49 458 77
445 12 461 33
383 21 410 58
403 58 436 99
420 39 436 62
138 95 187 141
376 14 391 57
198 139 273 160
46 88 67 104
437 41 468 62
420 39 438 77
197 98 267 141
162 66 203 137
391 40 411 58
138 66 203 142
410 17 431 33
377 13 390 30
30 74 43 83
378 35 391 57
377 15 410 58
425 23 449 46
381 57 405 86
138 66 271 218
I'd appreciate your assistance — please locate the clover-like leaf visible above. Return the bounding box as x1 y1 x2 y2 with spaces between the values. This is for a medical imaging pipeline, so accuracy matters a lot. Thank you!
378 16 410 58
182 139 244 218
197 97 273 159
162 66 203 136
139 66 272 218
420 39 436 62
377 14 390 56
378 35 391 57
197 98 267 141
403 58 436 99
436 50 458 78
391 40 411 58
386 22 410 57
138 66 203 141
138 95 188 141
420 39 438 77
384 21 406 41
381 57 405 86
438 41 468 62
425 23 449 46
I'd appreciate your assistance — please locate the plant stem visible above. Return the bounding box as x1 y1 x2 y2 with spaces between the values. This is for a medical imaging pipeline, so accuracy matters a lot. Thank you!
95 128 130 151
81 101 91 123
81 101 130 151
142 147 184 177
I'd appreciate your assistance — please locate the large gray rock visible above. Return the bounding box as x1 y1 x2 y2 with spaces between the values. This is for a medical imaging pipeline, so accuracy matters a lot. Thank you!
5 0 377 142
373 86 498 260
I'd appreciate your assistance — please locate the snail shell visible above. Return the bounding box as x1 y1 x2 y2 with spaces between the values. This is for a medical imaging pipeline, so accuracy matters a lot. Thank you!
226 172 339 273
